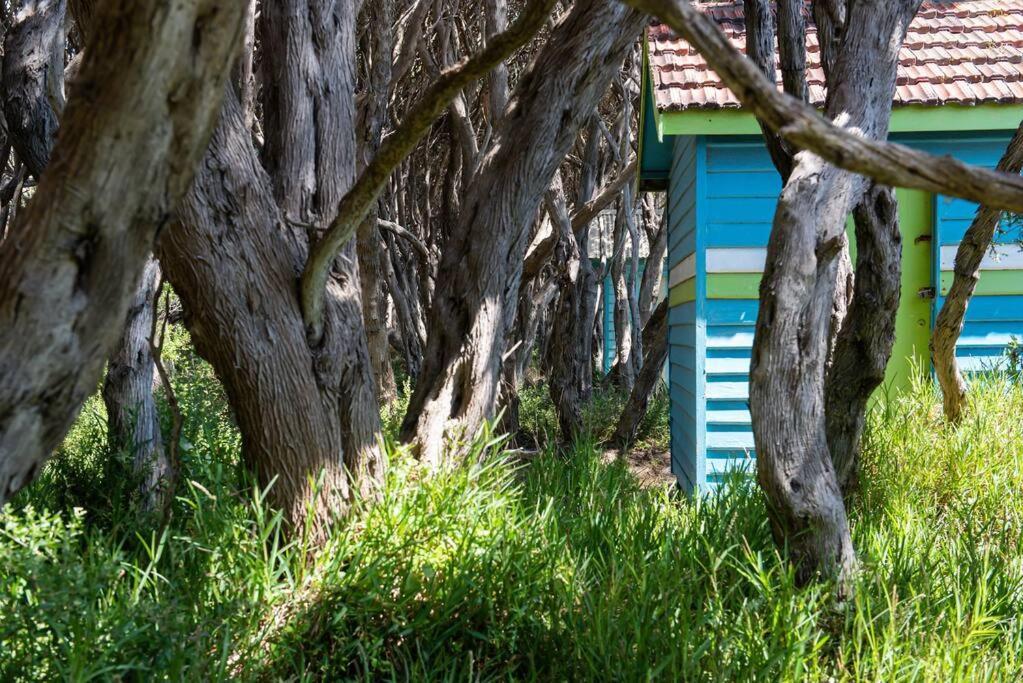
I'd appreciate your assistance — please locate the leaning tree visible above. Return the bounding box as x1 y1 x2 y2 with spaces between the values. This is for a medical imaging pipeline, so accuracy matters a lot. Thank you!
0 0 247 506
624 0 1023 587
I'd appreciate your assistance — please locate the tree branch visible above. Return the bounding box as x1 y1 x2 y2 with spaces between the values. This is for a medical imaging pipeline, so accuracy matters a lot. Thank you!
620 0 1023 212
571 157 637 233
300 0 559 344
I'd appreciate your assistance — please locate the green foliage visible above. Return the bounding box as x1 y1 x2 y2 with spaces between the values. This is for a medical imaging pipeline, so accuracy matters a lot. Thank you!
3 345 1023 680
517 378 670 450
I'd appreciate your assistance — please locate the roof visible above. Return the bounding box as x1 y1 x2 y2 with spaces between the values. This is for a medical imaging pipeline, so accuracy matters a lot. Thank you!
647 0 1023 113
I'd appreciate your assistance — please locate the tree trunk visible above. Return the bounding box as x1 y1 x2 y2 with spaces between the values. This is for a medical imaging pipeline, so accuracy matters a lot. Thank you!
2 0 65 180
932 122 1023 423
611 197 636 391
550 119 602 410
158 0 384 538
399 1 646 467
0 0 245 505
748 0 921 587
356 0 398 404
613 298 667 447
102 258 169 510
545 175 586 442
9 0 174 508
824 184 901 494
638 201 666 328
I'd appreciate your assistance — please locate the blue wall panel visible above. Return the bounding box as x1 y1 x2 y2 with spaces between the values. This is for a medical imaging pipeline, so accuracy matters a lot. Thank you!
666 130 1023 494
668 136 705 493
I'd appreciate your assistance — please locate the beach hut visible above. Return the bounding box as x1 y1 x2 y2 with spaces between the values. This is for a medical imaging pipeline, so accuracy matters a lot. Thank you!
639 1 1023 493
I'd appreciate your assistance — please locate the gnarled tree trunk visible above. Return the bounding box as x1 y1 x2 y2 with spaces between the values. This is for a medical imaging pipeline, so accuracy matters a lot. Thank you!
159 0 384 538
399 2 646 467
2 0 65 180
824 184 901 493
748 0 921 586
0 0 245 505
6 0 173 508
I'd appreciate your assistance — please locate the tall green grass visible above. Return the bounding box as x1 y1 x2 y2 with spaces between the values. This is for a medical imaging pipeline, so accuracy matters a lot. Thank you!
1 333 1022 680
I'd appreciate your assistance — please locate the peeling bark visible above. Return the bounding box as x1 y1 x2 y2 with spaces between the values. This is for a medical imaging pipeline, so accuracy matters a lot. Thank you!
356 0 398 404
545 174 585 442
2 0 65 179
159 0 384 538
102 258 169 510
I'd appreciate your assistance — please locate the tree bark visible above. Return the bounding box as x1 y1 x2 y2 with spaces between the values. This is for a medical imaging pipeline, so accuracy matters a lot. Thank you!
547 119 603 424
356 0 398 404
638 199 665 328
2 0 65 180
0 0 245 505
746 0 920 587
158 1 385 538
610 185 638 390
103 258 169 510
613 298 667 447
824 184 901 494
545 174 585 442
399 2 647 467
11 0 174 508
932 122 1023 423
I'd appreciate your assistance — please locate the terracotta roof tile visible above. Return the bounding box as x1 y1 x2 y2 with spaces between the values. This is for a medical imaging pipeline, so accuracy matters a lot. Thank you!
648 0 1023 112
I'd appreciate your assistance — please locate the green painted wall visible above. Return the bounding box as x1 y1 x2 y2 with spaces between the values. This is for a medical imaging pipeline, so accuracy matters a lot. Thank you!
887 189 934 392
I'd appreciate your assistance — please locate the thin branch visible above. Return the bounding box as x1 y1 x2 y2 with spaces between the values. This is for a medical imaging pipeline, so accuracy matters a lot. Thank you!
150 277 182 531
300 0 559 344
377 217 430 261
622 0 1023 213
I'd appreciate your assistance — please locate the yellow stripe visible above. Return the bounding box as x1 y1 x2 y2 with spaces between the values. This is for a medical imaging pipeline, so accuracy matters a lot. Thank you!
670 279 696 305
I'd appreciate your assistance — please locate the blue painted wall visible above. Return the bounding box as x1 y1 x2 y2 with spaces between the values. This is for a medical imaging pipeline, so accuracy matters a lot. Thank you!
667 136 705 493
667 131 1023 493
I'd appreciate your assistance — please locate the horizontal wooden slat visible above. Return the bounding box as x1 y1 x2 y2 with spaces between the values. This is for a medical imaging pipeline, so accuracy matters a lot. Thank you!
940 245 1023 271
669 253 696 287
707 247 767 274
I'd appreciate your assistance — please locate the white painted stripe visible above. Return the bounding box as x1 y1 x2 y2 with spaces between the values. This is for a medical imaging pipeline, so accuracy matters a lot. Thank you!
707 247 767 273
706 410 752 426
706 332 756 349
707 431 755 450
669 253 696 288
706 357 752 375
940 244 1023 271
706 381 749 400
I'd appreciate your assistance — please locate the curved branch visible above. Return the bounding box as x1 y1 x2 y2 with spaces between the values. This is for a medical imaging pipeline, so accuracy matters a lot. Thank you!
300 0 559 344
571 158 637 233
620 0 1023 212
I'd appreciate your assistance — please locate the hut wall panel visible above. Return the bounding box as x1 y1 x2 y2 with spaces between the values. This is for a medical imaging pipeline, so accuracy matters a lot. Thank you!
668 136 705 492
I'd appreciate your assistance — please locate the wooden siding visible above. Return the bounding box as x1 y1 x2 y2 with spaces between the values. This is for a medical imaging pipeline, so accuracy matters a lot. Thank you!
933 137 1023 373
668 136 705 493
666 131 1022 494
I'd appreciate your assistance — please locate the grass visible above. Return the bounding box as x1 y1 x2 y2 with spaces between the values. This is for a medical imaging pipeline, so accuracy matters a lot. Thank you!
2 331 1023 680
